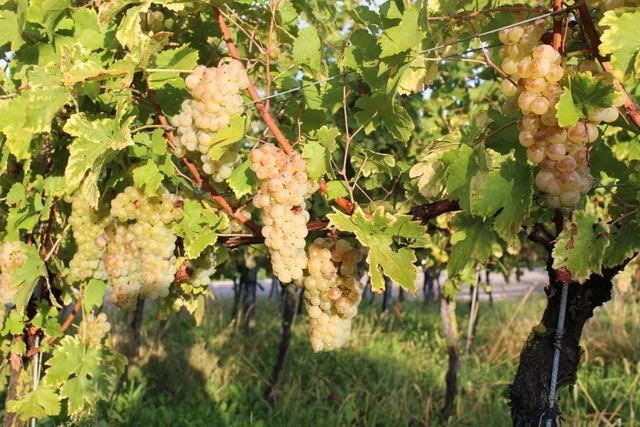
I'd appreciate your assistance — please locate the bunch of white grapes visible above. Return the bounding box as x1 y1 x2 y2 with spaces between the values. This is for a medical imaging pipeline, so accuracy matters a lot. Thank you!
249 144 316 284
171 60 250 182
103 186 183 309
0 242 26 305
68 193 109 281
78 313 111 347
499 22 622 208
304 238 364 352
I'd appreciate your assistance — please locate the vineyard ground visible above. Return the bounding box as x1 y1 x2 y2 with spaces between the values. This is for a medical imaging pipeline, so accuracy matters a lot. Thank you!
209 269 549 301
69 290 639 427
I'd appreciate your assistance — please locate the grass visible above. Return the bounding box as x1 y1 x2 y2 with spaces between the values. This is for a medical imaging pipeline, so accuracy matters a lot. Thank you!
69 290 639 427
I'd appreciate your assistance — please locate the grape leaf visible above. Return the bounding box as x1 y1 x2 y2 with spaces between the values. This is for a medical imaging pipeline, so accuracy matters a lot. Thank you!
82 279 107 312
325 180 349 199
302 126 339 181
564 73 616 119
604 220 640 268
148 46 199 89
10 244 46 313
448 213 496 275
208 115 246 160
445 144 481 212
471 155 533 242
63 113 134 199
6 385 61 421
552 211 610 282
227 160 257 199
27 0 69 39
378 4 424 58
0 88 71 161
556 87 582 127
293 26 323 73
0 10 24 51
355 94 414 142
599 9 640 82
396 56 436 95
327 207 420 293
43 336 103 414
132 160 163 196
174 199 228 259
115 2 149 50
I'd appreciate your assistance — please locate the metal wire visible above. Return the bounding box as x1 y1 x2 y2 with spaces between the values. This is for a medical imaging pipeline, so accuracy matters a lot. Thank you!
242 3 582 107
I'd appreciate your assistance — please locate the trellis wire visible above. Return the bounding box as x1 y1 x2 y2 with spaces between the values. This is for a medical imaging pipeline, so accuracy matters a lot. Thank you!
545 282 569 427
242 2 583 107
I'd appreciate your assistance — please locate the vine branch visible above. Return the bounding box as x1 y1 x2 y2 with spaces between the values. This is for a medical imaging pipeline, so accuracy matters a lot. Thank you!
576 3 640 130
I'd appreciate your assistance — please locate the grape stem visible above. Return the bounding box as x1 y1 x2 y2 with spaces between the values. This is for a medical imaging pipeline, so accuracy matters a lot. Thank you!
146 89 262 235
576 3 640 131
214 7 355 215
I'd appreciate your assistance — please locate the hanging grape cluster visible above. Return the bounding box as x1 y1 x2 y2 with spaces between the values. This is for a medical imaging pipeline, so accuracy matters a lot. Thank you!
78 313 112 347
0 242 26 305
249 144 316 284
68 194 109 281
304 238 364 352
104 186 183 309
171 59 250 182
499 22 621 208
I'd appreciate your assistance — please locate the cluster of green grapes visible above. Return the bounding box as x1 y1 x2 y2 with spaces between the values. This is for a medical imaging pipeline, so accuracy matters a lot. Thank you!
499 23 621 208
304 238 364 352
69 194 109 281
104 187 183 309
78 313 111 347
171 60 250 182
0 242 26 305
249 144 316 283
249 144 315 284
69 187 183 309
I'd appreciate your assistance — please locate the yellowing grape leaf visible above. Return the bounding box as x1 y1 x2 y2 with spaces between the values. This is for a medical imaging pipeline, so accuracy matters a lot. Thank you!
599 9 640 82
227 160 257 199
327 207 420 293
448 213 496 275
552 211 610 282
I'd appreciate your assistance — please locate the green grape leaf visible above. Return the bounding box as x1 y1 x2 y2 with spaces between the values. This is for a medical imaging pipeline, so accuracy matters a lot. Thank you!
350 148 397 178
564 73 616 120
63 113 133 201
132 160 164 196
148 46 199 89
175 199 228 259
11 244 46 313
1 310 25 335
471 155 533 242
325 180 349 199
327 207 420 293
6 385 61 421
302 126 339 181
604 221 640 268
208 115 246 160
552 211 610 282
27 0 69 39
378 4 424 58
448 213 496 275
355 94 414 142
0 10 24 51
82 279 106 312
43 336 104 414
556 87 582 127
396 56 436 95
292 26 323 73
0 88 71 161
227 160 257 199
599 9 640 82
445 144 481 212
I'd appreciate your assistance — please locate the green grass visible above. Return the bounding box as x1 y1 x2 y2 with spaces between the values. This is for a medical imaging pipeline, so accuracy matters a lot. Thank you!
73 292 640 427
